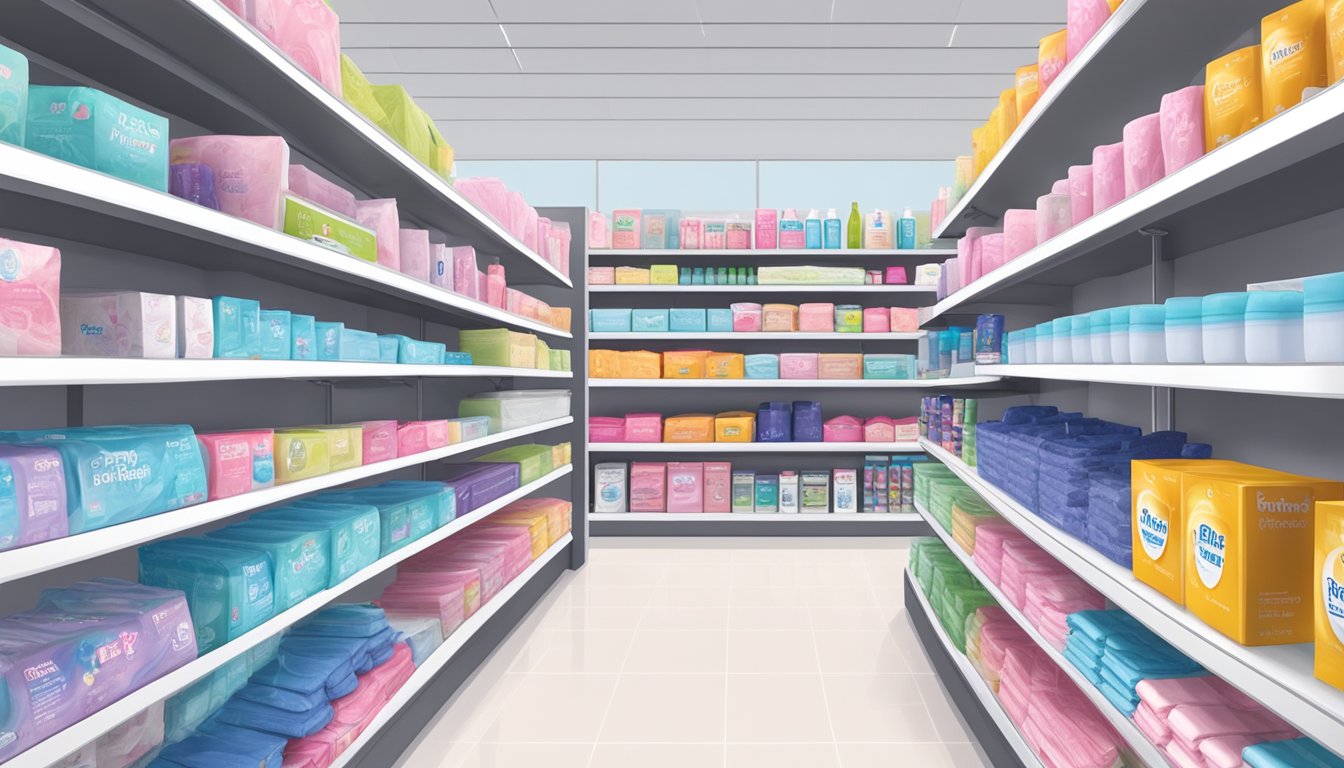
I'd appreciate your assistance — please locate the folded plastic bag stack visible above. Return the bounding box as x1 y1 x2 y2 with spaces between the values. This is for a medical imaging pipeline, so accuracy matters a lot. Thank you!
1242 738 1344 768
951 495 998 553
1063 610 1204 717
970 522 1028 584
1132 676 1312 768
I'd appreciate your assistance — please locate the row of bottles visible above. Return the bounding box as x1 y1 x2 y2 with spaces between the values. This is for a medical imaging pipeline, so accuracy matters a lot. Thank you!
783 205 918 250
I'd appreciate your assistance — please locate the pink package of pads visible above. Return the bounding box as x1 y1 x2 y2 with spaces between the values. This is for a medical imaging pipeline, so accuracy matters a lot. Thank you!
399 229 431 283
863 416 894 443
1092 142 1126 212
1035 194 1071 243
799 303 834 332
589 417 625 442
890 307 920 333
456 178 510 225
1002 209 1036 263
169 135 290 229
1123 113 1165 196
288 164 356 218
629 462 666 512
266 0 341 94
862 307 890 333
780 353 819 379
823 416 862 442
487 264 507 308
1051 178 1069 194
1135 676 1263 716
1160 86 1206 175
1067 0 1111 61
624 413 663 443
359 420 399 464
0 238 61 356
1068 164 1094 223
397 421 429 456
731 303 763 332
355 199 401 270
1133 702 1173 747
979 234 1006 275
197 431 259 500
453 247 479 299
666 462 704 513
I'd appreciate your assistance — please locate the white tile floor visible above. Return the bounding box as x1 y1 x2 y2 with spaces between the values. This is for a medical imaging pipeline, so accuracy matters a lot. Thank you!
395 538 993 768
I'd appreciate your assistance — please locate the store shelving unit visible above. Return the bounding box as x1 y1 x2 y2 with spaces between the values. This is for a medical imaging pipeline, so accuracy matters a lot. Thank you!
591 512 926 537
913 502 1171 767
920 440 1344 756
593 248 956 258
589 441 922 454
975 364 1344 400
590 377 1001 389
0 359 574 387
591 332 924 341
904 570 1040 768
591 284 935 294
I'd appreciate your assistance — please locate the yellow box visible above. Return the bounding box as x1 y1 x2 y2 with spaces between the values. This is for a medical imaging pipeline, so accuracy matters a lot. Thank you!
615 266 651 284
762 303 799 332
550 442 565 469
1184 469 1344 645
705 352 745 379
459 328 536 368
489 511 550 558
663 349 709 379
618 350 661 379
588 349 620 379
534 338 550 370
650 264 679 285
1131 459 1246 605
1316 500 1344 690
715 411 755 442
664 414 714 443
818 353 863 379
547 306 572 333
558 440 572 465
273 429 333 483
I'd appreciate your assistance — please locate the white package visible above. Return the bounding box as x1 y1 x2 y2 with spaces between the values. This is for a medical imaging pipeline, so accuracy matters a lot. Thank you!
594 462 628 513
177 295 215 359
60 291 176 358
833 468 858 514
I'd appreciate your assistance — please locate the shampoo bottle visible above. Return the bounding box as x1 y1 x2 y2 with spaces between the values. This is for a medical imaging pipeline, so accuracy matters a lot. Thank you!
823 209 842 249
779 209 806 249
897 207 917 249
804 209 823 249
847 202 862 249
864 209 894 249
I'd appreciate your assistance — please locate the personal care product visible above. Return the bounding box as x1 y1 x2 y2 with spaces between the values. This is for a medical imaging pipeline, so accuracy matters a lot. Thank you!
1305 271 1344 361
1163 296 1204 364
801 471 829 513
399 229 432 283
703 220 726 249
1205 46 1263 150
864 209 893 249
1131 459 1245 605
754 474 779 513
642 211 668 250
26 86 169 191
1262 0 1327 119
804 209 823 249
0 43 27 147
1092 142 1126 212
1067 0 1112 61
731 471 756 513
1159 86 1206 175
1184 468 1344 645
1202 292 1251 364
0 445 68 552
779 209 805 249
847 202 862 249
823 209 842 249
663 414 714 443
754 209 778 249
833 469 858 514
169 135 289 228
823 415 863 441
290 314 316 360
353 198 401 266
594 462 628 513
1037 29 1068 93
1317 499 1344 689
289 195 379 263
273 429 332 484
175 296 214 359
1123 113 1165 196
1089 308 1112 363
726 220 752 250
1015 64 1040 119
704 462 732 512
680 217 704 249
779 471 800 514
897 208 917 250
258 309 292 360
288 164 356 218
705 352 745 379
61 291 176 359
1245 289 1305 363
835 305 863 333
1129 304 1166 364
0 238 60 356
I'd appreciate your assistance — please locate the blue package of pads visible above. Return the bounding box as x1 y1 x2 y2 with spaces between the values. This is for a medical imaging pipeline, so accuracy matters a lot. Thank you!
318 487 437 550
630 308 669 333
232 682 329 714
213 296 262 359
707 308 732 332
397 336 447 365
377 480 458 527
378 335 399 363
260 309 291 360
443 351 472 365
668 307 707 332
290 314 317 361
216 696 334 738
274 501 382 583
153 722 286 767
292 604 389 638
138 537 276 653
1244 738 1344 768
250 635 365 695
315 321 344 360
207 523 331 611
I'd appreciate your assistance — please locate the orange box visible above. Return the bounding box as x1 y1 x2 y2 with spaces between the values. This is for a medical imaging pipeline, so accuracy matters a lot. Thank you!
546 306 572 332
664 414 714 442
618 350 661 378
818 353 863 379
715 411 755 442
762 303 799 332
705 352 745 379
663 349 710 379
588 349 619 379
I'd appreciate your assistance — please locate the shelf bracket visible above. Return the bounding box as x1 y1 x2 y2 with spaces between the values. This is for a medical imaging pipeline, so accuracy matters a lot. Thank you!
1144 228 1176 432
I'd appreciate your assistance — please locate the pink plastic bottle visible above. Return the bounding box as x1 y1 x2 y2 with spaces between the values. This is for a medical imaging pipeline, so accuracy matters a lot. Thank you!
486 264 507 308
1091 142 1126 212
1159 86 1206 175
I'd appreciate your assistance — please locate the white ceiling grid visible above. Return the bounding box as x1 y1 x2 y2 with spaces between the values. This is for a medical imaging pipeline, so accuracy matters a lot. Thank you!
331 0 1066 160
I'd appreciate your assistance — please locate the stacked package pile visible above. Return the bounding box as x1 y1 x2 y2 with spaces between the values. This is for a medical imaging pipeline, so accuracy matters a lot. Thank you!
912 460 962 520
951 495 997 553
974 404 1211 566
921 395 979 462
911 539 994 652
966 606 1036 693
970 522 1026 584
998 642 1135 768
1132 676 1312 768
1063 610 1204 717
999 540 1105 650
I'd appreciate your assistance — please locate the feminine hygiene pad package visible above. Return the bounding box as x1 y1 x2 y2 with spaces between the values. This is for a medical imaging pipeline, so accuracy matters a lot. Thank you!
0 237 60 356
169 136 290 229
0 444 68 552
61 291 177 359
25 86 169 191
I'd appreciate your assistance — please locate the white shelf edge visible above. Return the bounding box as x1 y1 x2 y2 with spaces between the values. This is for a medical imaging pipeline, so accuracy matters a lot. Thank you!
591 248 956 257
588 377 1001 388
912 501 1172 767
590 512 920 522
919 438 1344 757
176 0 571 288
0 358 573 387
590 332 924 341
932 0 1145 239
327 533 571 768
6 466 575 768
976 363 1344 400
905 566 1046 768
587 441 923 454
590 284 936 293
0 143 571 339
0 417 575 585
923 80 1344 324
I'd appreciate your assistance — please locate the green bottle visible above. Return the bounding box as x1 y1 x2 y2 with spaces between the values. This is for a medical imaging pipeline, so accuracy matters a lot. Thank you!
847 202 862 249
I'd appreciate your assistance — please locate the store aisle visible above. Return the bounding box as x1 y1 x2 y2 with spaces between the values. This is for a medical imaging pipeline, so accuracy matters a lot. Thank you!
395 538 991 768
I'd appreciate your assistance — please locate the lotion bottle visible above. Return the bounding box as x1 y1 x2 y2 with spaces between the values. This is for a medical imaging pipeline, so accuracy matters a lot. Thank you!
847 202 862 249
804 209 823 249
897 207 917 249
823 209 842 249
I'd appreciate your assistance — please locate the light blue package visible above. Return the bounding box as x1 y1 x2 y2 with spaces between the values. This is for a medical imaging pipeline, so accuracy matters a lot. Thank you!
863 354 914 380
315 321 344 360
341 328 381 362
266 501 381 585
385 335 446 365
25 86 169 191
707 308 732 332
314 488 434 555
377 335 399 363
207 522 331 611
631 308 670 333
0 424 207 533
745 353 780 379
260 310 291 360
589 308 632 332
138 537 276 653
669 308 707 332
444 351 473 366
0 43 28 147
290 314 316 361
213 296 262 359
379 480 458 527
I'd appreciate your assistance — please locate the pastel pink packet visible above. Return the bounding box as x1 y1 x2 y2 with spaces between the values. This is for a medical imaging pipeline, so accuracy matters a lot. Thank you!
1160 86 1206 175
1133 702 1172 747
979 233 1006 275
1051 178 1070 194
1035 193 1072 242
266 0 341 95
1199 735 1262 768
197 431 259 500
453 246 479 299
1067 0 1112 61
863 416 894 443
862 307 890 333
169 135 290 228
359 420 399 464
889 307 920 333
1135 676 1263 715
1002 209 1037 262
355 199 401 270
588 417 625 442
0 238 61 356
399 229 432 283
487 264 507 308
397 421 429 456
1123 113 1165 197
1091 142 1126 212
1068 164 1094 223
1167 706 1298 752
623 413 663 443
287 164 356 218
666 462 704 513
